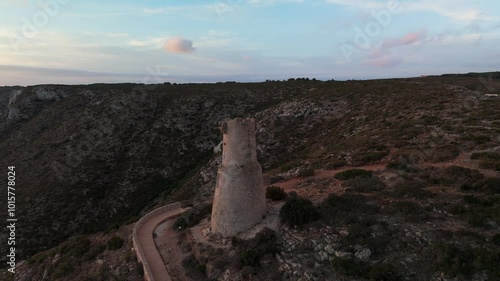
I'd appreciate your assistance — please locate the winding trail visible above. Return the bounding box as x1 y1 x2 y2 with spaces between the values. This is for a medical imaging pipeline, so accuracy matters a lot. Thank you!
133 203 187 281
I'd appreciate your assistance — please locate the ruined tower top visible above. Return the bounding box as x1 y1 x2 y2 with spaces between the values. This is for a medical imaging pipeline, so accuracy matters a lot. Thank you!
220 118 258 165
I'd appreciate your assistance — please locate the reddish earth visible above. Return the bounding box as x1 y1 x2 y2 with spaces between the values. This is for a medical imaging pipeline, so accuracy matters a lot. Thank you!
139 152 499 280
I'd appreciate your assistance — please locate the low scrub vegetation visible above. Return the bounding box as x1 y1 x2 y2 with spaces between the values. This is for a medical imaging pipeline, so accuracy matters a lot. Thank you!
182 254 207 277
343 176 386 193
369 263 402 281
389 179 434 199
382 201 431 222
429 243 500 279
334 169 373 181
266 185 287 201
320 193 379 226
333 257 402 281
428 166 484 187
106 236 124 250
236 228 280 267
280 197 321 226
174 203 212 230
471 152 500 171
332 257 370 278
461 177 500 194
386 161 418 173
298 168 315 178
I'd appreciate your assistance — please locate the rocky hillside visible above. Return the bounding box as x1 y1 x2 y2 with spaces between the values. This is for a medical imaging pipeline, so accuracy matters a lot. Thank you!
0 74 499 280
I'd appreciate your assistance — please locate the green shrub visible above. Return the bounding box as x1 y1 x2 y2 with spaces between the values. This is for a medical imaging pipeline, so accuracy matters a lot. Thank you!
266 186 287 201
431 166 483 187
448 204 467 215
280 197 320 226
463 195 483 205
84 243 106 261
463 177 500 194
269 176 285 184
332 257 370 278
471 152 500 160
334 169 373 180
386 162 417 173
298 168 315 178
28 248 58 265
325 159 347 169
383 201 430 222
51 260 75 279
321 193 379 226
106 236 124 250
240 250 260 267
343 176 386 193
59 237 91 257
428 145 460 163
173 203 212 230
340 219 392 256
478 160 500 171
493 234 500 245
369 263 401 281
470 152 500 171
390 180 433 199
479 178 500 194
471 135 491 144
239 228 280 267
362 151 390 163
182 254 206 276
431 244 500 279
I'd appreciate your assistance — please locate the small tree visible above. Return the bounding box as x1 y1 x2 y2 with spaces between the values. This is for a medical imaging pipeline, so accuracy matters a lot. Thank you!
266 186 287 201
280 197 320 226
106 236 124 250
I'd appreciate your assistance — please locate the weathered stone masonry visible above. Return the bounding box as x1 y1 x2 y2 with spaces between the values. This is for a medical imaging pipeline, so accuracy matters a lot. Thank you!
210 118 266 237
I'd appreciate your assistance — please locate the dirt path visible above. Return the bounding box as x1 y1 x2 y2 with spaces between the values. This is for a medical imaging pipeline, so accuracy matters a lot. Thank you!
155 219 191 281
136 207 186 281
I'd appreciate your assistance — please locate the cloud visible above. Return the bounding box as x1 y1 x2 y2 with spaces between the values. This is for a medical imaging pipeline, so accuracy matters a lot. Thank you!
248 0 304 6
164 37 195 54
403 1 496 22
382 30 426 49
106 32 129 38
366 57 403 68
324 0 499 22
128 37 166 48
324 0 385 10
142 7 184 15
196 30 240 48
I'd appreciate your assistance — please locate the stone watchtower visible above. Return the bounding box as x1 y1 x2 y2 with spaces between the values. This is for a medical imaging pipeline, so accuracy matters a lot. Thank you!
211 118 266 237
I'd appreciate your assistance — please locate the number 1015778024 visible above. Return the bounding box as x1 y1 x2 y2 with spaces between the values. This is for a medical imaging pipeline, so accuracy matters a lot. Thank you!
8 166 16 218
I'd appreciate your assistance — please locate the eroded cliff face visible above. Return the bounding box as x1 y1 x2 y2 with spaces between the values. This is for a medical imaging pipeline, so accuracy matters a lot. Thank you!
1 78 492 267
0 82 328 261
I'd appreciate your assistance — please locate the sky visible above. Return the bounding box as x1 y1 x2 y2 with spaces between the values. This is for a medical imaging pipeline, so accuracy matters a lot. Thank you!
0 0 499 85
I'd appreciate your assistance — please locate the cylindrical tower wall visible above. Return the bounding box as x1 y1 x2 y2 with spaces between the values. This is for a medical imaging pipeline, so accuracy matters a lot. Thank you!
221 118 258 165
211 118 266 237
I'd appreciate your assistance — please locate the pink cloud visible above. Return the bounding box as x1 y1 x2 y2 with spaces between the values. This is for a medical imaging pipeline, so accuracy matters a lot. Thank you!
368 49 389 60
164 37 195 54
382 30 426 49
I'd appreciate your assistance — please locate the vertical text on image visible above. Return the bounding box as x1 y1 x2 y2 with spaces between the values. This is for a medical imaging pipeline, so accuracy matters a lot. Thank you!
6 166 17 274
